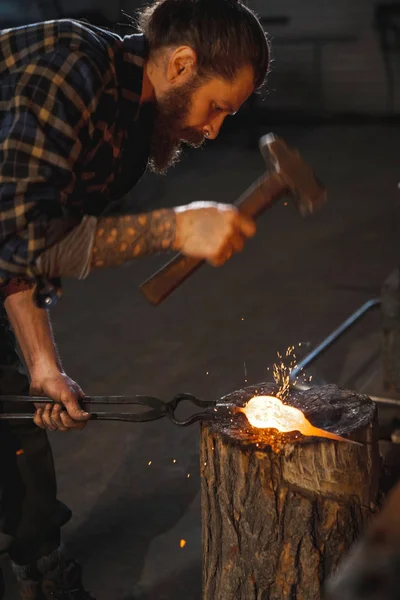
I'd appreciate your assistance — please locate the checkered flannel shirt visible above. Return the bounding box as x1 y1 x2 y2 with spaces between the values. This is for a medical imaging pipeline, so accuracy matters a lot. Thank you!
0 19 149 284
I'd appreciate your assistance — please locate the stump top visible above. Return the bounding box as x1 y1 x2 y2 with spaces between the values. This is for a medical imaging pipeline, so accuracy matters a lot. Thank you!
207 383 376 452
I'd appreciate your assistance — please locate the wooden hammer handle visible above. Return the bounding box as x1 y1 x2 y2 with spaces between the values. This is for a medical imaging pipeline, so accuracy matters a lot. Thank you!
140 173 287 306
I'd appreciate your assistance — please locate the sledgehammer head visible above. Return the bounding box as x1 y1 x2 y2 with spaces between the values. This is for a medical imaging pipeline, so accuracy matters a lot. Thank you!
260 133 327 216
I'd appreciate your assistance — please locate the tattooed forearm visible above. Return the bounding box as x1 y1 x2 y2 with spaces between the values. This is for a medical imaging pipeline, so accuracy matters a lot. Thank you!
91 209 177 270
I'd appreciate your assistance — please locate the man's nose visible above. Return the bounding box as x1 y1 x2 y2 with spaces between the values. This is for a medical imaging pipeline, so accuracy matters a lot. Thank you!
206 115 226 140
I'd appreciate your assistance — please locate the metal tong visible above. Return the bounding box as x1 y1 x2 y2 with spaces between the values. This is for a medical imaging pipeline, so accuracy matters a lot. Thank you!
0 393 223 427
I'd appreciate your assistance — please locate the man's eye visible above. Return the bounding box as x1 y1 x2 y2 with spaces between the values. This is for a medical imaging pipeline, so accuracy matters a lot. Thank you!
213 104 223 113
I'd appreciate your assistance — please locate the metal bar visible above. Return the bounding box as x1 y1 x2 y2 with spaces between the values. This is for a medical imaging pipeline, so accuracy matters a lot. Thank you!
0 400 231 424
0 415 33 420
0 412 163 422
0 395 164 406
369 395 400 406
290 298 381 383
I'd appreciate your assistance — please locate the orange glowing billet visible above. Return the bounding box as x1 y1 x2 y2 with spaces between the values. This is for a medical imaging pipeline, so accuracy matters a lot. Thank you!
240 395 354 444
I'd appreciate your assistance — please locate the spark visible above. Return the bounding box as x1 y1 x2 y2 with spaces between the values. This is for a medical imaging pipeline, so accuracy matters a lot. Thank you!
187 474 191 478
148 461 152 466
206 372 209 375
180 539 187 548
271 345 299 401
173 459 177 463
244 361 247 380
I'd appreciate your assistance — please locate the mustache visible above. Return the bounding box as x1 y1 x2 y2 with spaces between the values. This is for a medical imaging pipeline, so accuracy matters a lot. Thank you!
179 127 206 148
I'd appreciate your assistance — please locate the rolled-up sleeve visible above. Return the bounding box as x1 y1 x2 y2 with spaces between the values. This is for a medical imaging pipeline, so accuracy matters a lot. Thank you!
0 47 104 283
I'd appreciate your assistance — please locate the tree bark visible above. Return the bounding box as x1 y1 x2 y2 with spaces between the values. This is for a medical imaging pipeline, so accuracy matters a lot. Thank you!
201 383 381 600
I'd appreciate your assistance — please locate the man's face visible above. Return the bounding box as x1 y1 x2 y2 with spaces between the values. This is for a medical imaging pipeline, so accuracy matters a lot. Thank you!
148 64 255 174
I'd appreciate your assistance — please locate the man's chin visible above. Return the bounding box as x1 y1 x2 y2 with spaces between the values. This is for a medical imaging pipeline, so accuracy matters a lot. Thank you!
148 145 183 175
148 133 204 174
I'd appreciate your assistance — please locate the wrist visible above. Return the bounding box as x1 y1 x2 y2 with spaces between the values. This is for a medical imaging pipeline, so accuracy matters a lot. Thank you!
26 352 64 381
29 360 63 384
172 209 188 251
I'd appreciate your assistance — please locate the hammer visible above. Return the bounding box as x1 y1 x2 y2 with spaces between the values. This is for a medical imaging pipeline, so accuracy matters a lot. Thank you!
140 133 326 306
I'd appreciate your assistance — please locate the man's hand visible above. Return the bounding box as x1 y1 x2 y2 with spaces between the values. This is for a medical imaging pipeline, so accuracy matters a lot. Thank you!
3 285 90 432
30 370 90 432
173 202 256 266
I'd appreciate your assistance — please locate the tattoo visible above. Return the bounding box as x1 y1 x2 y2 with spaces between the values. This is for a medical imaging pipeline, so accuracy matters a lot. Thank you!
1 277 35 299
91 209 177 269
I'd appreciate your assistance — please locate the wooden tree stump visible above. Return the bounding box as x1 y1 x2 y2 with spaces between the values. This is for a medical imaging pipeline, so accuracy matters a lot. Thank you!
201 383 381 600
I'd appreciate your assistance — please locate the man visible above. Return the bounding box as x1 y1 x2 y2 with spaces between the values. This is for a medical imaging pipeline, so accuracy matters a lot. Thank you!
0 0 270 597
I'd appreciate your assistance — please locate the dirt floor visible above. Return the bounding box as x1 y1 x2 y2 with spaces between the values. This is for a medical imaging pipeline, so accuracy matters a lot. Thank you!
2 121 400 599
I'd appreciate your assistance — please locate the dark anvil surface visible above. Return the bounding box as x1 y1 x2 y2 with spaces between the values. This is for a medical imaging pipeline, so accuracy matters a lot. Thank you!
208 382 375 451
3 122 400 599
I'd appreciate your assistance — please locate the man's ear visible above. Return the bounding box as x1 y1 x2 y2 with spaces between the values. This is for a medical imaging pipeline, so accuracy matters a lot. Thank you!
166 46 197 84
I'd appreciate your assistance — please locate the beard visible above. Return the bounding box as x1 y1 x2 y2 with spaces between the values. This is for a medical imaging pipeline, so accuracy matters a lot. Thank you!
148 77 206 175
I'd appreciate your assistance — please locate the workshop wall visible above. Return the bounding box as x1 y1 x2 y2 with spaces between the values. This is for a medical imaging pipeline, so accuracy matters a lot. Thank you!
120 0 398 115
2 0 397 116
0 0 122 26
249 0 395 115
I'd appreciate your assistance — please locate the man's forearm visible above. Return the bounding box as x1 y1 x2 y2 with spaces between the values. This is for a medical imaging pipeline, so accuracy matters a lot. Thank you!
91 209 177 269
4 286 62 378
35 202 239 280
34 209 177 279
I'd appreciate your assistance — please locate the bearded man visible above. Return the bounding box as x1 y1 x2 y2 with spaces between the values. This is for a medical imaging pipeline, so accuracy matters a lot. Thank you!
0 1 269 597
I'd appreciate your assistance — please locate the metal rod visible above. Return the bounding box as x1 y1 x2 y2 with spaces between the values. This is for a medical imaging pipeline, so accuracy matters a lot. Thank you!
369 395 400 407
0 395 164 406
290 298 381 382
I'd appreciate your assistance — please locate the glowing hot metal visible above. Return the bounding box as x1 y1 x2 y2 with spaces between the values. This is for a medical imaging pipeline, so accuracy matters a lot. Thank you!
240 395 356 443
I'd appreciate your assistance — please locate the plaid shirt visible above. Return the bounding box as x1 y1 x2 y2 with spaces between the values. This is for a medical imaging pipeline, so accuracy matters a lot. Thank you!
0 19 151 283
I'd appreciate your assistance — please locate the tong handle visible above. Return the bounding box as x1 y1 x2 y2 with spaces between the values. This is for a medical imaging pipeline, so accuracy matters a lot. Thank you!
0 394 218 426
0 395 168 423
0 395 158 405
0 413 154 422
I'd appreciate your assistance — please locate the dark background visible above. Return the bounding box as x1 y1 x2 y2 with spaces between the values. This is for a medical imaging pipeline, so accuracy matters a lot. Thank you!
1 1 400 598
2 0 400 117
